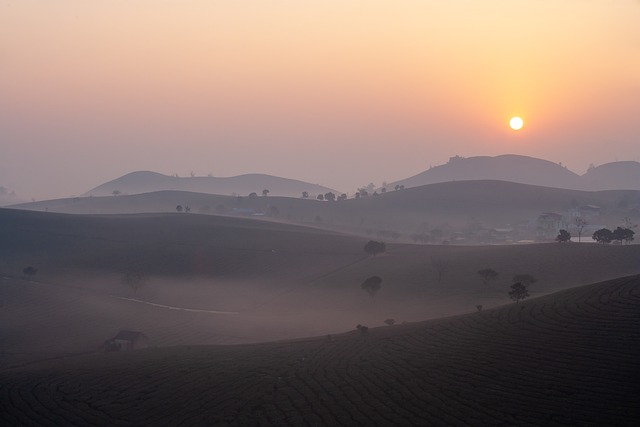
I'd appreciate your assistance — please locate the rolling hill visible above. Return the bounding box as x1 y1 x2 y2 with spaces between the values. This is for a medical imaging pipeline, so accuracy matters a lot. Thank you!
10 181 640 241
84 171 338 198
388 154 582 190
2 275 639 426
388 154 640 191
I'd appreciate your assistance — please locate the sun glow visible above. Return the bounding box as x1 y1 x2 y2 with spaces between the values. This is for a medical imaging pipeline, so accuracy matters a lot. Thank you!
509 117 524 130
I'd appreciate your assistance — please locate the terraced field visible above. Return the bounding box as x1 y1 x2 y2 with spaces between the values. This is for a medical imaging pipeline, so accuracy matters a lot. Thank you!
2 275 639 426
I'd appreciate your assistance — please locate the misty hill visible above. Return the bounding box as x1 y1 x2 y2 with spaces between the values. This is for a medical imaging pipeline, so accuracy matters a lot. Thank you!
84 170 338 198
388 154 640 191
2 275 639 426
581 161 640 191
12 181 640 240
389 154 582 190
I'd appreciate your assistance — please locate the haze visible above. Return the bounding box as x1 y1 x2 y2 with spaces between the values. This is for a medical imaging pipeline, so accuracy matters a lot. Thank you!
1 0 639 200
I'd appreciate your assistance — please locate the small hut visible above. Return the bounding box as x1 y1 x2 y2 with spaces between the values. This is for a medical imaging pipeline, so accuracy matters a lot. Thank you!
104 330 149 352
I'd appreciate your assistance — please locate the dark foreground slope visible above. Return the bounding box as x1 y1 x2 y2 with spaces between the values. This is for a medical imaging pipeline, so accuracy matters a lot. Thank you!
2 276 639 426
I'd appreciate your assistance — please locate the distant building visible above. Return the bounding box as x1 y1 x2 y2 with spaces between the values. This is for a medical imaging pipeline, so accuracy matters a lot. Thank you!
569 205 601 221
104 330 149 352
536 212 564 239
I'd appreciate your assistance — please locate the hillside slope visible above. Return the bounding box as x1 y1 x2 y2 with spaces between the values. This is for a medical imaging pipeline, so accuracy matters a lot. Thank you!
2 207 640 363
2 275 639 426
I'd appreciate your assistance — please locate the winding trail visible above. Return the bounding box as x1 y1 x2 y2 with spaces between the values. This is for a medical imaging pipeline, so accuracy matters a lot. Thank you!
111 296 239 314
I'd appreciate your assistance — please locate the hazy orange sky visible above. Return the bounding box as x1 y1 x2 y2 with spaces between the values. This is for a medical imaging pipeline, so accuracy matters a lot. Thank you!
1 1 639 199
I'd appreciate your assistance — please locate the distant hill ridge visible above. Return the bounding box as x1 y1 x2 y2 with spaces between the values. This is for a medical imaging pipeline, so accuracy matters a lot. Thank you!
85 171 338 198
388 154 640 191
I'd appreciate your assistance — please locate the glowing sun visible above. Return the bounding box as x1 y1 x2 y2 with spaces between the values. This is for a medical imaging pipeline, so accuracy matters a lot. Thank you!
510 116 524 130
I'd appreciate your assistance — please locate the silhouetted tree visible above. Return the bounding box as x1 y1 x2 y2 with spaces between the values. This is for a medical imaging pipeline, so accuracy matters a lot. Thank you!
184 205 191 213
317 194 324 201
302 191 309 198
556 229 571 243
112 190 121 196
364 240 386 256
23 266 37 278
361 276 382 297
356 324 369 335
384 318 395 326
262 189 269 197
431 257 450 283
613 227 634 245
122 271 145 296
477 268 498 284
249 192 258 198
574 217 587 242
176 205 183 213
592 228 613 244
509 282 529 304
324 192 336 202
338 193 348 201
476 305 483 312
357 188 369 197
513 274 537 287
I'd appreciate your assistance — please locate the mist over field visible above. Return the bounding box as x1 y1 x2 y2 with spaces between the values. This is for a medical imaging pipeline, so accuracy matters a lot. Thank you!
2 1 640 425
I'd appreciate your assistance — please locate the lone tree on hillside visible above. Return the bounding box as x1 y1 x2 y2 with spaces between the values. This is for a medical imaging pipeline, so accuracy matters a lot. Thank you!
317 194 324 201
23 266 38 278
384 318 395 326
574 217 587 242
248 192 258 198
262 189 269 197
556 229 571 243
477 268 499 285
302 191 309 198
176 205 183 213
361 276 382 298
431 257 450 283
112 190 121 196
512 274 537 287
509 282 529 304
122 271 145 296
364 240 386 256
592 228 613 244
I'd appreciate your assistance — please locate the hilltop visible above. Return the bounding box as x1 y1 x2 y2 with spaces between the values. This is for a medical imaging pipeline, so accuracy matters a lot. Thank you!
84 171 338 198
581 161 640 191
2 275 639 426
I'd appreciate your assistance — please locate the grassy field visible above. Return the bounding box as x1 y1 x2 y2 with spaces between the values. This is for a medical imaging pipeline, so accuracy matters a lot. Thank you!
1 275 639 426
2 208 640 371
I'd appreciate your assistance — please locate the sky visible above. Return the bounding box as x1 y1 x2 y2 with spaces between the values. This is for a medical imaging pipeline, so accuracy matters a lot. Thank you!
1 0 639 199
